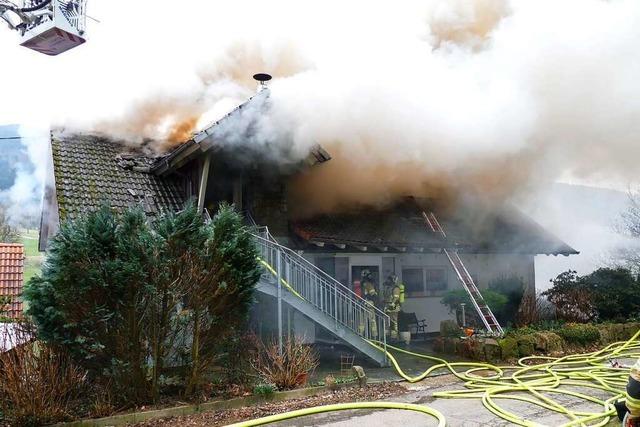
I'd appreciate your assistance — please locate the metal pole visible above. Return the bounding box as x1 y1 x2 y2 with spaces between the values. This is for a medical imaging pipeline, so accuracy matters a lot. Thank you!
334 284 338 329
461 303 466 327
383 315 388 365
277 248 283 356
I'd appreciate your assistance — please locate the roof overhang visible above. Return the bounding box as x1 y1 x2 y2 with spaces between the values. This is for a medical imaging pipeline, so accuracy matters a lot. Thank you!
152 89 331 177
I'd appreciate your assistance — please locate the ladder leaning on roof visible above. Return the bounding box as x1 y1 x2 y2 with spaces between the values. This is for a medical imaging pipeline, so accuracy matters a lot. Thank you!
422 211 504 336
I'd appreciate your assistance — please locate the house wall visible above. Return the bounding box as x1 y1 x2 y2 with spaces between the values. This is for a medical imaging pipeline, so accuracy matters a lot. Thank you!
306 252 535 333
38 144 60 252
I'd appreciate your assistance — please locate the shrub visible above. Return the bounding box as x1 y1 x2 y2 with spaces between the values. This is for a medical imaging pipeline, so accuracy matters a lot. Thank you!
489 276 526 324
516 335 535 357
582 268 640 321
24 203 261 402
218 331 255 388
516 293 557 327
441 289 507 327
251 336 319 390
440 319 460 337
557 324 600 346
498 337 518 359
532 331 563 353
253 383 276 397
543 271 596 322
0 342 86 426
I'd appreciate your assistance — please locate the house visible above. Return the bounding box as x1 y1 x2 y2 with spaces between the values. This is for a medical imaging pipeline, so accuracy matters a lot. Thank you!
38 86 577 364
0 243 25 320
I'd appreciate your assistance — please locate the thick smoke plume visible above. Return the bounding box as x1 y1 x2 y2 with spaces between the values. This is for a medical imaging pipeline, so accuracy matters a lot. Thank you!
91 41 313 152
4 0 640 217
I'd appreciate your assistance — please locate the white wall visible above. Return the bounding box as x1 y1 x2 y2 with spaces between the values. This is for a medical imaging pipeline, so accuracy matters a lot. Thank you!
310 251 536 333
396 253 535 332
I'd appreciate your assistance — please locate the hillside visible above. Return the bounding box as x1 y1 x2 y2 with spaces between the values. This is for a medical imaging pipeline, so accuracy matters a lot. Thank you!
0 124 29 191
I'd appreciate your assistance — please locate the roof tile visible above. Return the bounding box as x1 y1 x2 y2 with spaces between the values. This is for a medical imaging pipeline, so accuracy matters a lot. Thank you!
0 243 25 319
52 135 185 222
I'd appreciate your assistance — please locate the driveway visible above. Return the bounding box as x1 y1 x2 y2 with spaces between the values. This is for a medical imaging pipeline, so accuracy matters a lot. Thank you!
270 374 620 427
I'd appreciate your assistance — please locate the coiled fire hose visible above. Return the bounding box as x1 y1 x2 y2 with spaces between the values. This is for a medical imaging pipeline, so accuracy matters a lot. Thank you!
245 257 640 426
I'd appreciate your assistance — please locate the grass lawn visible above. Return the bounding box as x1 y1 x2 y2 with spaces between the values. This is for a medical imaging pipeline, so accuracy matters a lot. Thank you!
20 229 43 283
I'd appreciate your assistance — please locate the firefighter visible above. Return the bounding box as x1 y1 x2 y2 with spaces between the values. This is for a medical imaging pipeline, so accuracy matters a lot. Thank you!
384 275 404 340
623 359 640 426
358 270 378 337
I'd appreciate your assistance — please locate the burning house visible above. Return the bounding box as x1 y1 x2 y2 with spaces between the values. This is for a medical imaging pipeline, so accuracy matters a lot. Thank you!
39 82 577 365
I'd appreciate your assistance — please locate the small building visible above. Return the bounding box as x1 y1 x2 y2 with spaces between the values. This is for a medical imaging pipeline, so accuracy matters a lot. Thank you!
0 243 25 320
38 87 577 364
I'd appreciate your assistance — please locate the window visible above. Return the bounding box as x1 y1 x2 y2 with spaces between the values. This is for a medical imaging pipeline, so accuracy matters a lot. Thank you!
402 268 425 297
426 268 447 292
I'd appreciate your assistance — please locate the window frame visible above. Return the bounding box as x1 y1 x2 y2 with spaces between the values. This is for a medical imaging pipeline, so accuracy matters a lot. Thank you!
401 266 426 298
425 267 448 296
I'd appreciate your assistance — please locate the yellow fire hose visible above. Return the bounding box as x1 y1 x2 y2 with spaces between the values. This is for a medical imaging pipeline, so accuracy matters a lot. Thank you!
244 257 640 426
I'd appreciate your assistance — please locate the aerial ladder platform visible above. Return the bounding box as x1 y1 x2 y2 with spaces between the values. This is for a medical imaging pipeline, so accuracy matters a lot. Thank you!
423 211 504 336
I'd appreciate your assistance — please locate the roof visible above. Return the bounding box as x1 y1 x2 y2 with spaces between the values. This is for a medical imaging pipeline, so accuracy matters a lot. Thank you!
51 134 184 222
0 243 25 319
290 198 578 256
151 89 331 176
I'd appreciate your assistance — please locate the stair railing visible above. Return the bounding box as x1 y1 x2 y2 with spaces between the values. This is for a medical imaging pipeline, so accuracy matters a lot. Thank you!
250 226 388 356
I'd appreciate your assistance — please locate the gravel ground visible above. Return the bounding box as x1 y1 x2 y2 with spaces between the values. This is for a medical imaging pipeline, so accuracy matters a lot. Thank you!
131 382 408 427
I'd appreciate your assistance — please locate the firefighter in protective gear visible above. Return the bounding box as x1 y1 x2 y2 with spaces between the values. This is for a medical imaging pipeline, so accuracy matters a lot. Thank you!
384 275 404 340
358 270 378 337
623 359 640 426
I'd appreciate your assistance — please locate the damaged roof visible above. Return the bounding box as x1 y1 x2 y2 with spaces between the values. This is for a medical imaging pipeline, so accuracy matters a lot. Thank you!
151 88 331 176
51 134 184 221
0 243 25 319
291 198 578 256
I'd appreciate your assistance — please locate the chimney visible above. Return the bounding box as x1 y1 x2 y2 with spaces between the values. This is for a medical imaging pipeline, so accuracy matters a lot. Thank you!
253 73 272 92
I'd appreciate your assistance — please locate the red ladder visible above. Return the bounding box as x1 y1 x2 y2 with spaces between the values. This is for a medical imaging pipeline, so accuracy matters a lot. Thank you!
423 211 504 335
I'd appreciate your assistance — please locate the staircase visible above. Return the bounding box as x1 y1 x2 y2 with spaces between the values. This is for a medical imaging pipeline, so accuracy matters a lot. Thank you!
250 227 390 367
423 212 504 335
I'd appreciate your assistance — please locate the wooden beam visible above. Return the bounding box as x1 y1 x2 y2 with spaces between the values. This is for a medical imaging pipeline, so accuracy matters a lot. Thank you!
197 155 211 214
355 246 368 251
334 243 346 249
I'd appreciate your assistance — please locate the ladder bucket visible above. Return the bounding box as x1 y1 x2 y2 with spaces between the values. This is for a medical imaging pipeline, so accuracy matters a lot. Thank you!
19 0 86 55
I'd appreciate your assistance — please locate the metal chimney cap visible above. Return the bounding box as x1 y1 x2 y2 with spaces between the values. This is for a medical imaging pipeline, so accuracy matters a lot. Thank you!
253 73 273 82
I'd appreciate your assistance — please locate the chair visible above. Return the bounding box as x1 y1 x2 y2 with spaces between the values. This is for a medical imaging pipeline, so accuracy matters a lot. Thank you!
401 311 428 340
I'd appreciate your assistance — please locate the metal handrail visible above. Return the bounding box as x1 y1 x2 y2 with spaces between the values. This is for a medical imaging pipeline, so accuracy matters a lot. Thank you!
252 226 388 319
250 228 388 351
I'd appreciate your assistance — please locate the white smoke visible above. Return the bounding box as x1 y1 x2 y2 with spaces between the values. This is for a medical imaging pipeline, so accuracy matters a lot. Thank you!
2 0 640 265
0 125 49 227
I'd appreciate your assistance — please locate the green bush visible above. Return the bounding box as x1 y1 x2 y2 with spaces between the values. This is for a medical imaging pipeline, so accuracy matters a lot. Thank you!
489 276 526 325
253 383 276 397
532 331 563 353
583 268 640 321
516 335 535 357
24 203 261 403
557 324 600 346
498 337 518 359
440 320 460 338
441 290 507 327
